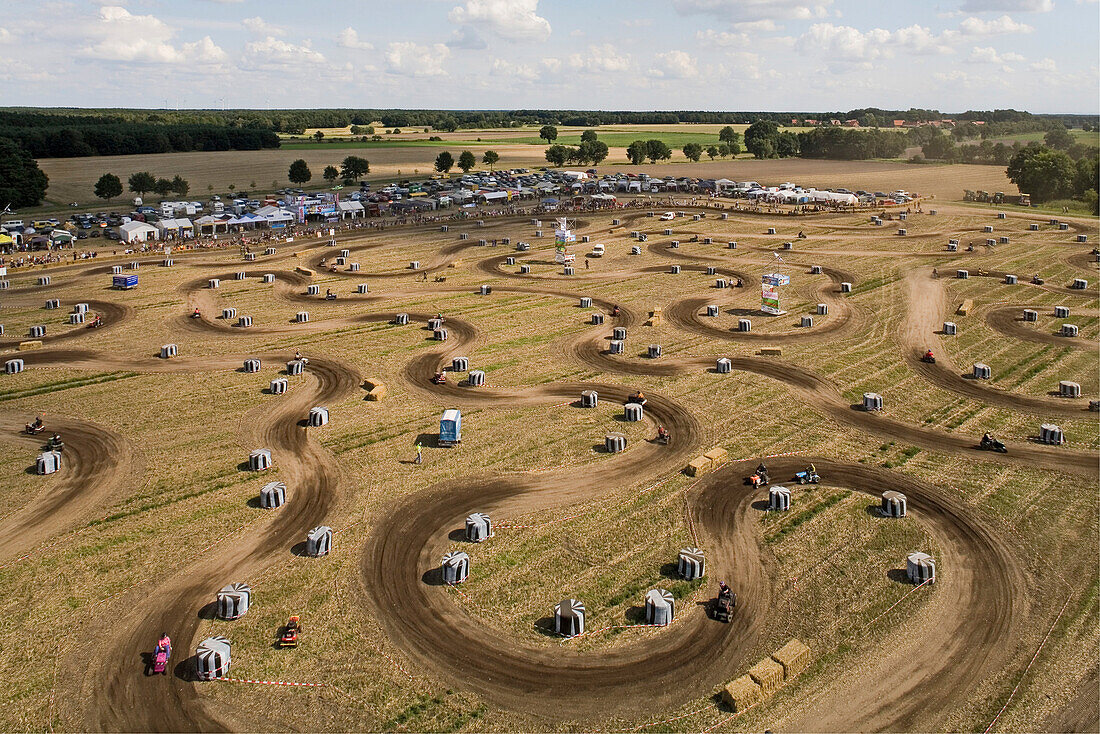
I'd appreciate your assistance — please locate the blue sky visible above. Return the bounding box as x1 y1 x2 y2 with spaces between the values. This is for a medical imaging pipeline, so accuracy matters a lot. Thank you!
0 0 1096 113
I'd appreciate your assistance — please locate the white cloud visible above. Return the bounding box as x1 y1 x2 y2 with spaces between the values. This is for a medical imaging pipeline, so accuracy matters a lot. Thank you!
81 6 227 64
567 44 632 73
969 45 1025 63
490 58 537 80
696 29 749 46
958 14 1034 33
1030 56 1058 71
446 26 487 49
649 50 698 78
243 36 325 66
732 19 780 31
960 0 1054 11
336 27 373 50
796 23 952 62
673 0 831 21
540 57 561 72
243 17 286 37
448 0 551 42
385 41 450 77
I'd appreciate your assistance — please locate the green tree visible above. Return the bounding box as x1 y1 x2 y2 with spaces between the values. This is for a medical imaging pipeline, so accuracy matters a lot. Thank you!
153 178 173 197
719 126 742 150
922 132 956 160
745 120 780 159
706 145 719 160
94 173 123 202
580 130 598 143
288 159 312 184
539 125 558 143
717 143 732 158
579 140 609 165
545 144 569 167
482 150 500 170
312 130 324 142
434 151 455 173
682 143 703 162
1043 126 1074 151
1006 146 1075 202
340 156 370 180
350 125 362 135
776 131 799 157
457 150 477 173
645 139 672 163
128 171 156 196
0 139 48 207
1073 154 1099 197
626 140 647 165
171 175 189 197
323 165 339 183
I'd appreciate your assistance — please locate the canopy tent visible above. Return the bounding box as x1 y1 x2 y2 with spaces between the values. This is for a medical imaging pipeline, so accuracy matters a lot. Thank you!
119 221 158 243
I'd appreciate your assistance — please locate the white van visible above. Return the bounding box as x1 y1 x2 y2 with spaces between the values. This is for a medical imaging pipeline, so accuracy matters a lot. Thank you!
659 212 675 221
590 243 605 257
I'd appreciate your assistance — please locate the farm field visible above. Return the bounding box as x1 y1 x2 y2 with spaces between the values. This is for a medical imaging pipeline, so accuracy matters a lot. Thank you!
35 149 1016 211
0 196 1095 732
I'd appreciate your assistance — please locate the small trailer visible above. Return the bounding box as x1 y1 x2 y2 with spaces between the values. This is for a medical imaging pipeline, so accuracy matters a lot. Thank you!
112 274 138 290
439 409 462 447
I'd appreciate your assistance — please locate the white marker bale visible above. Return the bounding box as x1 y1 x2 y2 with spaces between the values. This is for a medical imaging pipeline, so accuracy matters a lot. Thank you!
1061 324 1078 337
394 313 409 325
269 378 288 395
466 370 486 387
264 247 276 255
840 282 852 293
519 264 532 273
286 360 304 376
195 636 231 680
349 263 360 272
957 270 969 279
738 319 751 332
1054 306 1070 318
5 359 24 374
248 448 272 471
648 344 662 358
221 307 237 320
716 357 732 374
554 598 585 637
235 271 246 280
769 486 791 512
262 274 275 283
69 313 85 325
605 432 627 453
160 344 177 359
209 279 220 289
943 321 957 335
452 357 469 372
356 284 368 293
707 305 720 317
645 589 675 626
609 340 624 354
45 299 60 310
37 451 62 475
434 328 448 341
670 265 681 274
296 312 309 323
624 403 643 422
801 316 813 328
216 583 251 620
112 265 123 275
984 225 994 233
591 314 604 325
308 407 329 427
1022 309 1038 322
1071 279 1088 290
465 512 493 543
706 266 717 275
307 285 320 295
581 390 598 408
1004 274 1017 284
29 325 46 338
580 297 592 308
715 279 728 288
441 551 469 584
563 266 575 275
973 363 992 379
811 265 822 274
906 552 936 584
612 327 627 340
1059 381 1081 398
677 547 705 580
881 491 907 518
863 392 884 411
306 526 332 557
37 276 50 286
728 241 737 249
817 303 829 315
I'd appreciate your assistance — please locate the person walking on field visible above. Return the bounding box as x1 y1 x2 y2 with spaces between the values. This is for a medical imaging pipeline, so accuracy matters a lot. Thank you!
415 442 423 465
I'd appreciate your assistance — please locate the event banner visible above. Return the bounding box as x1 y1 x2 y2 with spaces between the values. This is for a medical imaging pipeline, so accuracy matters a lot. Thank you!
761 283 781 315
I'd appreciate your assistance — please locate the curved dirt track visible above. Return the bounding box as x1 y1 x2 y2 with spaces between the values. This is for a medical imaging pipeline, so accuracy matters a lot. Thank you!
0 414 132 562
363 457 1024 728
985 304 1096 350
0 300 132 347
76 355 360 732
10 204 1089 732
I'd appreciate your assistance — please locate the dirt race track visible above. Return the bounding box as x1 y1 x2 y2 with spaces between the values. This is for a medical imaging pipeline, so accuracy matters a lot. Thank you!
0 197 1096 733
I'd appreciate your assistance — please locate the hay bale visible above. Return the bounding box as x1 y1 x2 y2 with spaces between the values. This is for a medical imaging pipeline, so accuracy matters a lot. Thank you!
366 381 386 401
721 676 763 712
748 657 785 694
771 639 810 681
956 299 974 316
19 340 43 351
704 447 728 466
759 346 782 356
686 456 712 477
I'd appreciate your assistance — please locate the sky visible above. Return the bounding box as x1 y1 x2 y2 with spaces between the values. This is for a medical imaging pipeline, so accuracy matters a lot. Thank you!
0 0 1097 113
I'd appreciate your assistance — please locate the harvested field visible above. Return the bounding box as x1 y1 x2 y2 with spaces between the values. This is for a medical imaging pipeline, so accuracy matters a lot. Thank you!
0 194 1094 733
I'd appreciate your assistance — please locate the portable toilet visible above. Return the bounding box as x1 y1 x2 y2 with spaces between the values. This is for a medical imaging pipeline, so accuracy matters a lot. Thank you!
439 409 462 446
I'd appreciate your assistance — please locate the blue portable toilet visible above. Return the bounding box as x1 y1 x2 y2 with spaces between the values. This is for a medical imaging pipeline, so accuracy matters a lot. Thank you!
439 409 462 446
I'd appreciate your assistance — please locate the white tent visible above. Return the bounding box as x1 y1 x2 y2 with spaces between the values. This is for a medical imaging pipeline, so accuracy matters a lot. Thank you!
337 200 364 218
119 221 158 244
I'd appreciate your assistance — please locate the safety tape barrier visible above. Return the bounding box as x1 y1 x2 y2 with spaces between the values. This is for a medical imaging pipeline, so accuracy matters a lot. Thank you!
0 527 84 570
983 595 1072 734
629 704 712 731
214 676 325 688
862 578 930 630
